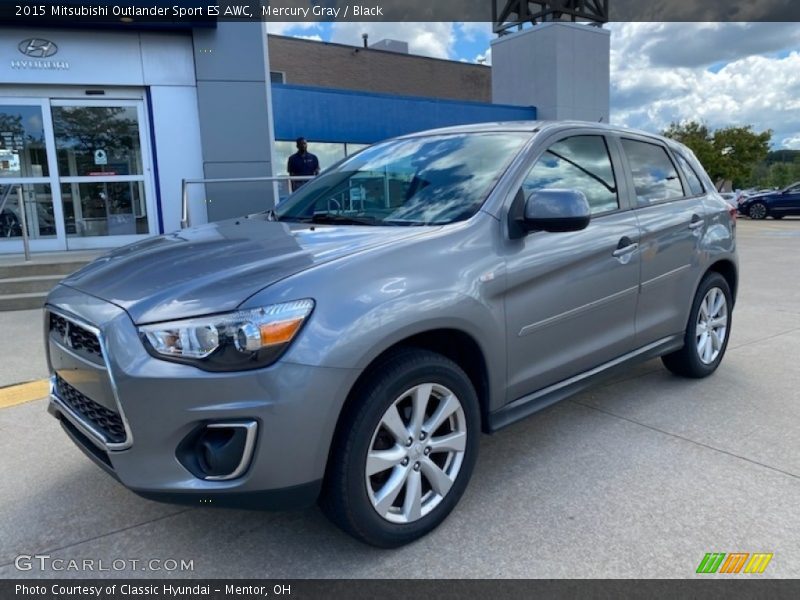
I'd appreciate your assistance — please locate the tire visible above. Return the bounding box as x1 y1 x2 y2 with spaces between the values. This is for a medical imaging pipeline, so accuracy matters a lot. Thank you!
662 272 732 378
748 202 768 220
320 348 480 547
0 212 21 238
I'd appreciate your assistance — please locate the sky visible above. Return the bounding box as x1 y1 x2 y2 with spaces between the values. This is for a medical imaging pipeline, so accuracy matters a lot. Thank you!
267 22 800 149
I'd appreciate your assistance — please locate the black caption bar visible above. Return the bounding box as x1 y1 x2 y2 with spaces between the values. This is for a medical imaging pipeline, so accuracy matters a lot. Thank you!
4 580 800 600
1 0 800 24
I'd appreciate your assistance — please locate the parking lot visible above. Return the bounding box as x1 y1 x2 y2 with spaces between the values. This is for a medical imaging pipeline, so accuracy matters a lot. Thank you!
0 218 798 579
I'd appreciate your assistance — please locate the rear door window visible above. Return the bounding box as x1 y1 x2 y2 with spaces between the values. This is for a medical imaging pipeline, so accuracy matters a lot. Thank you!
621 139 685 205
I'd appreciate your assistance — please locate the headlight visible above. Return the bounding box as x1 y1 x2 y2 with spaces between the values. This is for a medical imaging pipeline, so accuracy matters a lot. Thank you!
139 299 314 371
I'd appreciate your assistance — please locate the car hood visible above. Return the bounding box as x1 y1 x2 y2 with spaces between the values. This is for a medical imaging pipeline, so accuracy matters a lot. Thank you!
745 193 775 203
60 215 434 324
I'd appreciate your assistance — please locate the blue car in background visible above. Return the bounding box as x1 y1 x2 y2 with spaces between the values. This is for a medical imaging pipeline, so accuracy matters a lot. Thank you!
738 182 800 219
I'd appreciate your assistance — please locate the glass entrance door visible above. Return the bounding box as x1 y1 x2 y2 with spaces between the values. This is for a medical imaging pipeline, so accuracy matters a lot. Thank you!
0 100 62 252
0 95 156 253
51 99 154 249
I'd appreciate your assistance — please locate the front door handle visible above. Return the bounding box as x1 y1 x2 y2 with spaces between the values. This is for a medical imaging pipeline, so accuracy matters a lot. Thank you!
612 236 638 258
689 214 704 230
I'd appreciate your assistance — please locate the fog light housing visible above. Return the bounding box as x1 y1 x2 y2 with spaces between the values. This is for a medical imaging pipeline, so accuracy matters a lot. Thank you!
177 421 257 481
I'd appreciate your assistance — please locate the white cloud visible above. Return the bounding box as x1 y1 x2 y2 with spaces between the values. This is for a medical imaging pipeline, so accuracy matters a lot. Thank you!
457 22 493 43
329 22 457 59
266 22 322 36
610 23 800 148
475 47 491 66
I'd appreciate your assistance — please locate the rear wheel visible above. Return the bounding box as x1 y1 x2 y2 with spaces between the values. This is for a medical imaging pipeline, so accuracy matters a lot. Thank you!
321 348 480 547
662 272 732 378
748 202 767 220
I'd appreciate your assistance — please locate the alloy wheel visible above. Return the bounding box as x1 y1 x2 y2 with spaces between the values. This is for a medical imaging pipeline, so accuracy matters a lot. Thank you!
696 287 728 365
749 203 767 219
365 383 467 524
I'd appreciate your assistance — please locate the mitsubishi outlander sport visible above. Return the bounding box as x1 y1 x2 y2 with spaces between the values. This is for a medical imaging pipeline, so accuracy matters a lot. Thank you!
45 121 738 547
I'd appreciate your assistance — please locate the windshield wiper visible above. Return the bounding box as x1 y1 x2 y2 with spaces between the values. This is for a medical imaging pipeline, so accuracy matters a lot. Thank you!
382 219 430 226
310 213 378 226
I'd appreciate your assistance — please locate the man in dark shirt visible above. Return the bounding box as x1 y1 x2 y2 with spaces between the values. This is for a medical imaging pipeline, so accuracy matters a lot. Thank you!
287 137 320 191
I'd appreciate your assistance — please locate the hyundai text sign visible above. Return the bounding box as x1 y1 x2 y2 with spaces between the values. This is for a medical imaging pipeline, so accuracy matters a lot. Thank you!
12 38 69 71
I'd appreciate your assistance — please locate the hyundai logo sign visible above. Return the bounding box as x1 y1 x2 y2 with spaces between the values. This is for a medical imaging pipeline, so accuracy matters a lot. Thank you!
18 39 58 58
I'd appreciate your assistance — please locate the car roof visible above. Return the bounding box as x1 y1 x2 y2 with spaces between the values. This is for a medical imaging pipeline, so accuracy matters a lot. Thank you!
399 120 679 145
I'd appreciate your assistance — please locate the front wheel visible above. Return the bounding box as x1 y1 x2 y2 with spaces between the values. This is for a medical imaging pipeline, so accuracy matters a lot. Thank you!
748 202 768 220
321 348 480 547
662 272 732 378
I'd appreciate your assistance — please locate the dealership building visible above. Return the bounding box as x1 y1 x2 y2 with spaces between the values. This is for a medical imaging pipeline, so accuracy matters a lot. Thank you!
0 19 608 256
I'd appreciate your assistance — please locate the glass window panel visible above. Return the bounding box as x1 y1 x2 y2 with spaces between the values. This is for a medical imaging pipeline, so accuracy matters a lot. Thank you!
274 140 347 202
310 143 346 172
60 181 147 237
674 152 705 196
275 140 345 174
277 133 529 225
0 183 55 239
522 136 619 214
345 143 368 156
0 105 49 178
622 139 685 204
52 106 143 177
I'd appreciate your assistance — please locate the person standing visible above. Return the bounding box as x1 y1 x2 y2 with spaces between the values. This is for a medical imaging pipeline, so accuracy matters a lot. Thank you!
287 137 320 192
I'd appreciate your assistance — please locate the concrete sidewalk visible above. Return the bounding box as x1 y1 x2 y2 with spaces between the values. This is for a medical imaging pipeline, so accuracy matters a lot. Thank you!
0 308 47 388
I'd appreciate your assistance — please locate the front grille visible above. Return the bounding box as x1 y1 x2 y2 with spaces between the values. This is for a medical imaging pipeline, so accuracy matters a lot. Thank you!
54 375 126 444
49 313 103 363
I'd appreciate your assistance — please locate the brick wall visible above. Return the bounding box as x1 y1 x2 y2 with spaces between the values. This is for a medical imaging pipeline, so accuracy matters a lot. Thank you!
268 35 491 103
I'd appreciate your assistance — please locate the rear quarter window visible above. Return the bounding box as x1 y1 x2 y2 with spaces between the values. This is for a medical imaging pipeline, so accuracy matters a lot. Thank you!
674 152 706 196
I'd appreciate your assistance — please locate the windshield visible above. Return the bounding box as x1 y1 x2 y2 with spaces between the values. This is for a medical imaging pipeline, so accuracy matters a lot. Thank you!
275 133 529 226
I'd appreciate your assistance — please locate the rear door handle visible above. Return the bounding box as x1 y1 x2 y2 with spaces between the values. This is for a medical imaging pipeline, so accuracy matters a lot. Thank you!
689 214 704 230
613 236 638 257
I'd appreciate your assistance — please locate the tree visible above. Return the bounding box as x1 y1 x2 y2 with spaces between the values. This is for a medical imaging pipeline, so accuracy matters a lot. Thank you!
663 121 771 190
663 121 718 176
713 126 771 189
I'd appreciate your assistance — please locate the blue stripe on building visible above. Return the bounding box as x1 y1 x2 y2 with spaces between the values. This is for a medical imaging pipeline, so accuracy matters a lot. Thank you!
271 83 537 144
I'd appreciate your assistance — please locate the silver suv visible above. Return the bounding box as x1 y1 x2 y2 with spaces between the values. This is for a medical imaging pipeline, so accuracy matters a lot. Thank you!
45 121 737 547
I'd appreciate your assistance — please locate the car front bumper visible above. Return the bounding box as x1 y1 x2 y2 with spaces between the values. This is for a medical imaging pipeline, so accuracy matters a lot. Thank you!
45 284 360 510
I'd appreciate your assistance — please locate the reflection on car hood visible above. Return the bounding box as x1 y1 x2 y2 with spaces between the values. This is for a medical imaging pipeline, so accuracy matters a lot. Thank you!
745 192 776 202
60 215 434 324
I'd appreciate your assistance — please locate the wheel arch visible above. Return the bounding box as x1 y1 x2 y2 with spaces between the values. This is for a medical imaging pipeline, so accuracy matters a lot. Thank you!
706 259 738 305
324 327 493 479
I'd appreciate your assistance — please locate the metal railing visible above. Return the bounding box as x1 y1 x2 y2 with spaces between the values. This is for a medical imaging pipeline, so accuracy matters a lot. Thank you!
180 175 314 229
0 184 32 261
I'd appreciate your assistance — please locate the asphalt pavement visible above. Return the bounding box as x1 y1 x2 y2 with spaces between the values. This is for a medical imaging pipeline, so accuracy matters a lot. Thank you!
0 218 798 578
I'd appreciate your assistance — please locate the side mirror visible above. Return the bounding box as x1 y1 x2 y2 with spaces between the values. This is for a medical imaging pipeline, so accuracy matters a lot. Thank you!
523 189 591 233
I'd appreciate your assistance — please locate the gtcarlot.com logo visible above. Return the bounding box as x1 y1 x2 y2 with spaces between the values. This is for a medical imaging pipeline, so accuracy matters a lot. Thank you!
696 552 773 574
14 554 194 572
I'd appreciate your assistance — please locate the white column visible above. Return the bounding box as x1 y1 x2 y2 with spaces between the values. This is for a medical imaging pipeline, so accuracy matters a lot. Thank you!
491 22 610 123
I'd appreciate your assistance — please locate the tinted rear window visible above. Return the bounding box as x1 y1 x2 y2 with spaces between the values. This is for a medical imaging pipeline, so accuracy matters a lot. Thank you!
674 152 706 196
622 139 685 204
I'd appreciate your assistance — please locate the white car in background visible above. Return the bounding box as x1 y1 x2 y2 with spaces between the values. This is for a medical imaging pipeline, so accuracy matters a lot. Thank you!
719 193 737 210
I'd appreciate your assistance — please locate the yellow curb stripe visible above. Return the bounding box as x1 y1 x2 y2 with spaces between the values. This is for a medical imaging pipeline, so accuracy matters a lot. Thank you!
0 379 49 409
